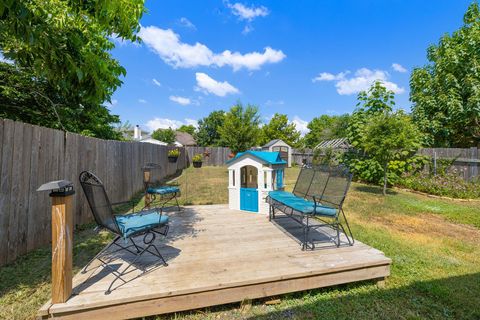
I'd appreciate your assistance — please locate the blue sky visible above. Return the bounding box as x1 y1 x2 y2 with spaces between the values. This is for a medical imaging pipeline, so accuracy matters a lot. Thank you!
110 0 472 134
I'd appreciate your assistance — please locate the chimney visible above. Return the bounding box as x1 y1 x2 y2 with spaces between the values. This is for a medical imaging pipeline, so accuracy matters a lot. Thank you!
134 125 142 140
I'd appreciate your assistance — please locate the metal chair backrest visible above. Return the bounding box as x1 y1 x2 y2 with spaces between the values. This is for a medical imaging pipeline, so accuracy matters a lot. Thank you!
304 166 330 201
292 167 315 198
79 171 121 235
318 165 353 208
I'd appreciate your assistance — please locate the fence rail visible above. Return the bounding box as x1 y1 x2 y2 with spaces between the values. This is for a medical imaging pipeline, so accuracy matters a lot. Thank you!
418 147 479 181
0 119 186 266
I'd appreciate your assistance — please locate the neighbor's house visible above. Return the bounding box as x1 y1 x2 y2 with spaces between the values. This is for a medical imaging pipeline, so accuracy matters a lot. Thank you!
262 139 292 167
175 131 196 147
132 125 196 147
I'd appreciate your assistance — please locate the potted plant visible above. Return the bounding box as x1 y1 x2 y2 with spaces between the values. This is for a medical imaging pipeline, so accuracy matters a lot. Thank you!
228 152 236 159
192 153 203 168
168 149 180 163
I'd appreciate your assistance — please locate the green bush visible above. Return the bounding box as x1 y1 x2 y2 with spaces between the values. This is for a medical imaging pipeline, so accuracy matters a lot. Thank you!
399 171 480 199
341 152 428 186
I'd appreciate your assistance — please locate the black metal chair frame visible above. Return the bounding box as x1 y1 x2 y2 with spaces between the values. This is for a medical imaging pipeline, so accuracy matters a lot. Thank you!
267 166 354 250
79 171 169 295
143 163 181 212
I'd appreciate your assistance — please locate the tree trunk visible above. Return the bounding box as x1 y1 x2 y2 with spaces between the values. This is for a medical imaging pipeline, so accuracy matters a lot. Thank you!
383 162 388 196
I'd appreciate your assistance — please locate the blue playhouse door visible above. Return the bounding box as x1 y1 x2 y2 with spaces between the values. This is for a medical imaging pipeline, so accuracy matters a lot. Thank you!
240 188 258 212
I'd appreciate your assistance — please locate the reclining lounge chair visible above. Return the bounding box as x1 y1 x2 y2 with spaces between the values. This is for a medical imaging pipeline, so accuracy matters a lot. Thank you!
79 170 170 294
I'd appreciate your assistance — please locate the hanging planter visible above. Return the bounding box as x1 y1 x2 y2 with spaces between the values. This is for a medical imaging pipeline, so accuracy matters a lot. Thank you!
168 149 180 163
192 153 203 168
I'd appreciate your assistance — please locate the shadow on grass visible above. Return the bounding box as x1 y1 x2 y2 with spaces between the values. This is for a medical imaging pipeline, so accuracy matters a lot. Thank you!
155 273 480 320
242 273 480 320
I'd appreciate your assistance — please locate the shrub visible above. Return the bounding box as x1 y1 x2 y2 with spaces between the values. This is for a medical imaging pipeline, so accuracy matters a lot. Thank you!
192 154 203 162
399 170 480 199
168 149 180 157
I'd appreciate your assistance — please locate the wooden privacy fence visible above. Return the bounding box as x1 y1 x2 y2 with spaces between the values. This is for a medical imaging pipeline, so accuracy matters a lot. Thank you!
418 147 479 181
0 119 186 266
185 146 232 166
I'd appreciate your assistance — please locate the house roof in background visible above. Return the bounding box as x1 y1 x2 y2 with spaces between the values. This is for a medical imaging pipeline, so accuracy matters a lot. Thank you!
262 139 290 148
315 138 350 149
175 131 196 146
227 151 287 165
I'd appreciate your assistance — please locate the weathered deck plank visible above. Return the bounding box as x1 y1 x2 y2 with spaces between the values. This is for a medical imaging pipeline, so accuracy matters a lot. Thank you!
39 204 391 319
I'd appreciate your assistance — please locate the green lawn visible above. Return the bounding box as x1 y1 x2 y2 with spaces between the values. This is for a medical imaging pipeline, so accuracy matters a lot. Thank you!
1 166 479 319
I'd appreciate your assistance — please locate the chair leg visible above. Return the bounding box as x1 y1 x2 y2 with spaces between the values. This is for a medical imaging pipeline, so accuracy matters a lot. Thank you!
81 236 121 274
340 209 355 246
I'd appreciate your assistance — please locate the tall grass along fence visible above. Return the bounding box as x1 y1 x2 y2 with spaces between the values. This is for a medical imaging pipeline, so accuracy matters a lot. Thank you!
0 119 186 266
418 147 479 181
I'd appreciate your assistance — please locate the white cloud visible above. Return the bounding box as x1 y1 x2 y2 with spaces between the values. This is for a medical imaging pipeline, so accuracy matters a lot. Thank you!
185 118 199 128
169 95 191 106
242 25 254 35
145 117 198 131
227 2 269 21
195 72 239 97
392 63 407 73
312 71 349 82
139 26 285 71
138 99 147 103
265 100 285 106
152 78 162 87
314 68 405 95
291 116 309 136
179 17 196 30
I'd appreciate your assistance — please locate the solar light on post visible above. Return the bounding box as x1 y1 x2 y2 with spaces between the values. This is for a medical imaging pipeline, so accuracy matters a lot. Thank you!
37 180 75 303
143 164 153 209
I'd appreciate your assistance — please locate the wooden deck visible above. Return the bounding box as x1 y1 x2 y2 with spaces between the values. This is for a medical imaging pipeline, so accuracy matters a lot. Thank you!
39 204 391 319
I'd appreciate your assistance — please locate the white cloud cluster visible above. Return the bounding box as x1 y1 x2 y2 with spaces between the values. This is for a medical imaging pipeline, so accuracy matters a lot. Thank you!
169 95 191 105
146 118 198 132
152 78 161 87
195 72 239 97
313 68 405 95
291 116 309 136
227 2 269 21
138 99 147 103
392 63 407 73
139 26 285 71
179 17 196 30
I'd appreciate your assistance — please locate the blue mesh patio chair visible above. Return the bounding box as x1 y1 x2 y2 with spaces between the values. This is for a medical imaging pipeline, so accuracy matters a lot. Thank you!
142 163 181 211
79 171 169 294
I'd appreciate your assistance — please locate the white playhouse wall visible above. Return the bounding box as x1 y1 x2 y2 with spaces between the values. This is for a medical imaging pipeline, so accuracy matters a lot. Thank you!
228 155 273 215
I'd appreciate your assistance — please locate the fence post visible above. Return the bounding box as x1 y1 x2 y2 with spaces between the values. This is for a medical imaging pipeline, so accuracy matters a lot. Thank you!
470 147 478 181
37 180 75 303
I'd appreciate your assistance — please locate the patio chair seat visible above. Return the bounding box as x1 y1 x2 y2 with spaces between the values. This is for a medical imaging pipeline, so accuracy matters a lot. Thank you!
268 191 337 216
115 210 169 238
147 186 180 195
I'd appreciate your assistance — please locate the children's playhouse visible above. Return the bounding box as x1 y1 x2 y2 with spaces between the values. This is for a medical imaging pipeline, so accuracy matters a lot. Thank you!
227 151 287 214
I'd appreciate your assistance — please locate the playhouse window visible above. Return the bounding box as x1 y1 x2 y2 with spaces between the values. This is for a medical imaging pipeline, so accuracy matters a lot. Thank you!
232 170 235 186
240 165 258 188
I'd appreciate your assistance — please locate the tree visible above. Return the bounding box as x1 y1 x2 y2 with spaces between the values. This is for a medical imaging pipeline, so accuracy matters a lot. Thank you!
343 81 423 191
303 114 350 148
410 2 480 147
177 124 196 136
196 110 226 146
0 62 121 139
152 128 176 145
218 103 261 153
0 0 145 105
362 111 422 195
259 113 301 147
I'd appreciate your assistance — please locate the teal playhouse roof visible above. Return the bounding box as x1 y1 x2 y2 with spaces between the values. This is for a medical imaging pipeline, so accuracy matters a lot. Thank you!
227 151 287 165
